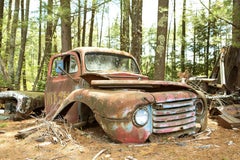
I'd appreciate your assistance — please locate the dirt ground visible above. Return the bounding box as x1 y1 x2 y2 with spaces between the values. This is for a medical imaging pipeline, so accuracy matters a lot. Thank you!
0 117 240 160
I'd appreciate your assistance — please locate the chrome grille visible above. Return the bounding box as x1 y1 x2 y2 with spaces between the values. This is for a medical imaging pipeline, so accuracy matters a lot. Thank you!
152 99 196 134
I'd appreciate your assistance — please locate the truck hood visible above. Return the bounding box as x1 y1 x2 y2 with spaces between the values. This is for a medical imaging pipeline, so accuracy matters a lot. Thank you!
81 72 149 84
90 79 194 92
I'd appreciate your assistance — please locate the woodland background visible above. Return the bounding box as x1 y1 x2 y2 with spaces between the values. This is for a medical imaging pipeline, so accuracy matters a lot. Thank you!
0 0 239 91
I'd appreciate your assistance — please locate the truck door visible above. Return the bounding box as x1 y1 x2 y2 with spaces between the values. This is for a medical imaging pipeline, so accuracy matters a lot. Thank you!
45 52 82 123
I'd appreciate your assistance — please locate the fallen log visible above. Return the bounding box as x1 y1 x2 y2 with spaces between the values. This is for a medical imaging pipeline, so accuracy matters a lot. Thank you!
15 123 45 139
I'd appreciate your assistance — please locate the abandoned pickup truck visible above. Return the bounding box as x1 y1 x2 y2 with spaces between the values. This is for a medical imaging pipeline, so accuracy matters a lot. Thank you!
0 47 208 143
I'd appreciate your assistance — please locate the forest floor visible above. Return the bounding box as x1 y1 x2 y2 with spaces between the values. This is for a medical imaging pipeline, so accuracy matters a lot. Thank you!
0 117 240 160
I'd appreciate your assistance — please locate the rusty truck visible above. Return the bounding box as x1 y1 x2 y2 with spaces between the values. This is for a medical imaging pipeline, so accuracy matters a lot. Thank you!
0 47 208 143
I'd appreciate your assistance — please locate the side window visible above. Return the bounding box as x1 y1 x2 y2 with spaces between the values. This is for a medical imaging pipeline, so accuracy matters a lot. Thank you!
51 57 61 77
51 55 78 77
69 55 78 73
63 55 78 74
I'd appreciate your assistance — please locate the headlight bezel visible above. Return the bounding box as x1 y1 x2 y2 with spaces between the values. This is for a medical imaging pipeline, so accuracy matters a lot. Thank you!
133 106 149 127
194 99 205 116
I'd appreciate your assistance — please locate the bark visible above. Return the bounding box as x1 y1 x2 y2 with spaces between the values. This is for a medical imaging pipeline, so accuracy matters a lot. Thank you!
205 0 211 77
89 0 96 46
22 55 27 90
171 0 176 80
82 0 87 46
153 0 169 80
0 0 8 81
232 0 240 47
32 0 53 91
131 0 142 66
98 3 105 46
193 21 196 76
180 0 186 72
38 0 42 66
120 0 130 52
0 0 3 51
15 0 30 90
60 0 72 52
77 0 81 46
8 0 20 87
4 0 12 66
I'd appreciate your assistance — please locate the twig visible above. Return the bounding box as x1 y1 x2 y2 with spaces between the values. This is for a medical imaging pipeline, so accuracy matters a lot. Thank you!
92 149 107 160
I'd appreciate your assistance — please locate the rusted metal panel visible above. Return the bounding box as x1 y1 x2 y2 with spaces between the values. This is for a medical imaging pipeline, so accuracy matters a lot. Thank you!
153 105 195 115
153 117 196 128
91 79 194 90
152 112 195 122
0 91 44 120
217 104 240 129
94 106 152 143
153 122 196 134
218 114 240 129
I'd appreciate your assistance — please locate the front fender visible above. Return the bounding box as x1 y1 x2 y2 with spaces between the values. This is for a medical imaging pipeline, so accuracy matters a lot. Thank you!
46 89 155 121
45 89 155 143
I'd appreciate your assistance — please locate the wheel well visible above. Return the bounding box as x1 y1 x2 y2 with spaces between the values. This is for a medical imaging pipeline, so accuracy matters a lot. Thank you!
58 101 95 125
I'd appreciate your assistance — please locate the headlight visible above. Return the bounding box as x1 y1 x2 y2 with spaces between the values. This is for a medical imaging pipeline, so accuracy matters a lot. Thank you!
195 99 204 116
133 107 149 126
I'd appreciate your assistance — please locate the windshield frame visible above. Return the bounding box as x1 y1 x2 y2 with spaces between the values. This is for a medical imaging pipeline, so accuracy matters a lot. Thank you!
84 52 140 74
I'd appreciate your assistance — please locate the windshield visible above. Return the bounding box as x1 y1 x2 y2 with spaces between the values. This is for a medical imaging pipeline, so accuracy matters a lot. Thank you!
85 52 140 74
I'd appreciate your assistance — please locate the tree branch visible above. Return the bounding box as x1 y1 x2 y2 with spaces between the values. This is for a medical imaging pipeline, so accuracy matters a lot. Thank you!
199 0 240 29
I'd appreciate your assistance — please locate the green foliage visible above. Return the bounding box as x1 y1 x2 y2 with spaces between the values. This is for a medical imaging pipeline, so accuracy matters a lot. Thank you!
103 16 121 49
0 75 5 87
0 75 11 87
141 55 154 79
0 123 7 128
187 0 232 77
0 0 236 88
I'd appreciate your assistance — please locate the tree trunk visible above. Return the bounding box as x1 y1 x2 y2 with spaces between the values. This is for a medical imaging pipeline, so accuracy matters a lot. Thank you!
232 0 240 47
205 0 211 77
82 0 87 46
98 3 105 46
153 0 169 80
8 0 20 88
32 0 53 91
4 0 12 66
0 0 3 52
38 0 42 66
193 21 196 76
89 0 96 46
0 0 8 82
60 0 72 52
77 0 81 47
120 0 130 52
15 0 30 90
22 55 27 90
131 0 142 66
180 0 186 72
171 0 176 80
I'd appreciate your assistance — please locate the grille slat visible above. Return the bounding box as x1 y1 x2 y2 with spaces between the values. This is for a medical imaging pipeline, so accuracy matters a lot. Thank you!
153 116 196 128
153 111 195 122
152 99 196 134
156 100 194 109
153 122 196 134
153 105 195 115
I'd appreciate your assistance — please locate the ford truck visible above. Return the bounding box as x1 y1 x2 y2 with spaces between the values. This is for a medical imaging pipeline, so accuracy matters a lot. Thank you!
0 47 208 143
